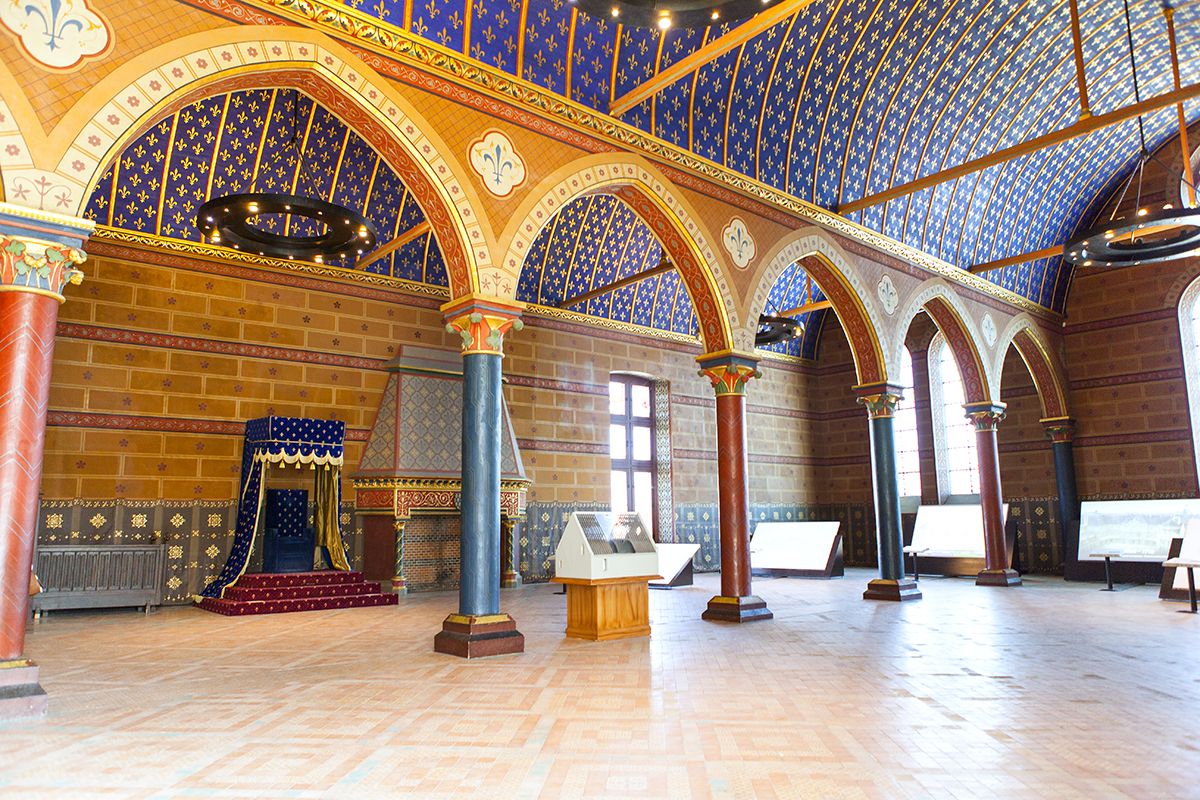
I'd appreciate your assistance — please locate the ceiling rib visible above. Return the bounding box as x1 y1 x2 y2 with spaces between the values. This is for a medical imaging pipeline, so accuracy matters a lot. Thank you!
560 261 674 308
356 220 431 270
838 81 1200 215
608 0 820 117
1067 0 1091 118
969 245 1062 275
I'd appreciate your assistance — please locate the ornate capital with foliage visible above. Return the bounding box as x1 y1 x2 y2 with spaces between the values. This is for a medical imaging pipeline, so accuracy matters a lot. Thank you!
0 236 86 301
441 294 525 356
1040 416 1075 444
965 401 1007 432
854 382 906 419
697 352 760 396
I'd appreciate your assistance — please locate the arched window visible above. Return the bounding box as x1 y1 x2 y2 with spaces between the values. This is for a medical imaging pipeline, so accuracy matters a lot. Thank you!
928 333 980 498
609 374 657 534
1180 276 1200 471
894 346 922 498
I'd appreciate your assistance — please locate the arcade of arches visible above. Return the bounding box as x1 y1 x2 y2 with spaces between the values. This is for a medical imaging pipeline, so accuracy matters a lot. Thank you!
0 1 1198 796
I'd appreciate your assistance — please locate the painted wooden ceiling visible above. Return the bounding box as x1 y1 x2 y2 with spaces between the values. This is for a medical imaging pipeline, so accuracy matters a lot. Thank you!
83 89 704 340
349 0 1200 312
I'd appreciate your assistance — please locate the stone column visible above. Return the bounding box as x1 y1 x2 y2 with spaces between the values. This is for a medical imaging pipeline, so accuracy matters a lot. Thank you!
391 517 407 594
0 204 90 720
1041 417 1080 569
857 384 922 601
966 402 1021 586
500 515 522 588
433 296 525 658
697 353 772 623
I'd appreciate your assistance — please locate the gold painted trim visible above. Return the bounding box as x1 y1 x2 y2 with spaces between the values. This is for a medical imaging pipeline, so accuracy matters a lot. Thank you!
522 302 700 346
445 613 510 625
246 0 1059 320
0 202 95 234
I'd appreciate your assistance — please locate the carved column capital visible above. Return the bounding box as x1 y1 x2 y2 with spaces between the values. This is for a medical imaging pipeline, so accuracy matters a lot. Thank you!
965 401 1007 431
441 294 525 356
1040 416 1076 444
697 351 760 396
854 382 907 419
0 203 93 302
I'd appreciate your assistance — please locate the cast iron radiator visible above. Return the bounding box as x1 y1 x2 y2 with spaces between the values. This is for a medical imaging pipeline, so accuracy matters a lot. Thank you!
32 544 166 615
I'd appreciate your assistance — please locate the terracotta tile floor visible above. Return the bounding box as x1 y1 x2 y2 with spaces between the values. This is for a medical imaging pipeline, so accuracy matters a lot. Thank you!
3 570 1198 799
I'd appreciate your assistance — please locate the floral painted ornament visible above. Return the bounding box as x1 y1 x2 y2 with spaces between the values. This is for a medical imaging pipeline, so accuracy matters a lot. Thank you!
468 130 526 198
1 0 112 70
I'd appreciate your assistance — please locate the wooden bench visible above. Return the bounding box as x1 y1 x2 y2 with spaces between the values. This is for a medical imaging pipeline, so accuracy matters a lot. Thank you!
1162 557 1200 614
32 544 166 617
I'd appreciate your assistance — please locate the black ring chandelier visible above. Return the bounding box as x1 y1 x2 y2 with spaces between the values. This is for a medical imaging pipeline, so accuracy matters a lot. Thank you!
755 314 804 347
196 90 379 263
572 0 775 29
1062 0 1200 268
197 193 378 262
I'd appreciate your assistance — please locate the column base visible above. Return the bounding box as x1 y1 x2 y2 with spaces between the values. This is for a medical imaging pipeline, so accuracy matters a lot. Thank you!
433 613 525 658
701 595 773 623
976 568 1022 587
501 571 523 588
863 578 923 602
390 577 407 594
0 660 48 721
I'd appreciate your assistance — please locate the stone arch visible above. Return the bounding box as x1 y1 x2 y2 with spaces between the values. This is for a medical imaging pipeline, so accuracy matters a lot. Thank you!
748 227 888 386
497 153 739 353
893 279 993 404
0 26 489 298
992 315 1070 419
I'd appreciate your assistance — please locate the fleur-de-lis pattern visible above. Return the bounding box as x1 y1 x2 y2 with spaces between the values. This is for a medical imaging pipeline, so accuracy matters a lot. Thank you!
467 129 526 198
0 0 110 70
722 217 755 269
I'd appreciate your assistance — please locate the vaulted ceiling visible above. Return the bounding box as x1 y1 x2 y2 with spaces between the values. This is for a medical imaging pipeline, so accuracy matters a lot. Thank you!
84 90 699 340
355 0 1200 312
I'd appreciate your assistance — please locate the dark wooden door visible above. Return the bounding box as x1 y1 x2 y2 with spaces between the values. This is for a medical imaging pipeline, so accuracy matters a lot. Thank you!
362 515 396 582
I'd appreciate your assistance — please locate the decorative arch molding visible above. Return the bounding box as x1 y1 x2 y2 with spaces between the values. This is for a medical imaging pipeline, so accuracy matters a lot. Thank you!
748 227 888 386
1178 275 1200 474
498 154 738 353
992 315 1070 419
893 279 993 404
0 26 490 297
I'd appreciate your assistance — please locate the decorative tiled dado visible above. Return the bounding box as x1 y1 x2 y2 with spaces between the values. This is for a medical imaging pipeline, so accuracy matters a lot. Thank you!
520 501 608 583
674 503 876 572
1007 496 1061 575
37 500 365 604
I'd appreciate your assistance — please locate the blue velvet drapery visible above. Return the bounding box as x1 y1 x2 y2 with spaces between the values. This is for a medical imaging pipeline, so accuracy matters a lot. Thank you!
199 417 347 598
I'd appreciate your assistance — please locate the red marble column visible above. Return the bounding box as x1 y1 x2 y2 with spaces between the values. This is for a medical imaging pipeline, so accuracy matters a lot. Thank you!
698 354 772 623
0 208 89 719
0 291 59 662
967 403 1021 587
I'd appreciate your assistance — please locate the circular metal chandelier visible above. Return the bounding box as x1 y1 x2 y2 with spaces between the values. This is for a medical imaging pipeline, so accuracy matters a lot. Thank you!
572 0 775 29
196 90 378 263
196 194 378 262
755 314 804 348
1062 0 1200 268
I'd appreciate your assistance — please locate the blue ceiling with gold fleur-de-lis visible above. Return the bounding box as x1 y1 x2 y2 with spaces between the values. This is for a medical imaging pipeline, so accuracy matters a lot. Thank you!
83 88 696 338
85 88 449 284
347 0 1200 312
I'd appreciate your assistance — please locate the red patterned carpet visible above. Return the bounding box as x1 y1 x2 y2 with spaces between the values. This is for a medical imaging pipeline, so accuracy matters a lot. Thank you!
195 571 398 616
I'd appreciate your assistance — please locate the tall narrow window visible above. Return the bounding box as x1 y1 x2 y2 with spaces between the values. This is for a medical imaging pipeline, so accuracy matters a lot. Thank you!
609 375 656 535
894 346 922 498
929 333 980 497
1180 276 1200 471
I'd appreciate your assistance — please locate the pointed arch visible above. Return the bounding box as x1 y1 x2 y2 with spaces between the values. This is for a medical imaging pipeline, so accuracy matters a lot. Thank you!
748 227 888 386
892 279 993 405
498 153 739 354
0 26 489 298
992 315 1070 419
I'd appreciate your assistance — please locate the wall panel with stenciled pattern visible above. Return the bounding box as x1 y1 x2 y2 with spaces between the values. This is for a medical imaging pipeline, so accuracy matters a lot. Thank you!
37 500 364 604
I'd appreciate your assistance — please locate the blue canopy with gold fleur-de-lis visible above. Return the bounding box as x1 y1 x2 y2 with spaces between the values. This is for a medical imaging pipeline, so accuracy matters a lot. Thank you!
199 417 348 599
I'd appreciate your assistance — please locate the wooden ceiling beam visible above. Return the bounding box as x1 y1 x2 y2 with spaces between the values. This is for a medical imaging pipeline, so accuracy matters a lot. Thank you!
777 299 833 316
838 82 1200 215
560 262 674 308
356 220 431 270
968 246 1062 274
608 0 821 117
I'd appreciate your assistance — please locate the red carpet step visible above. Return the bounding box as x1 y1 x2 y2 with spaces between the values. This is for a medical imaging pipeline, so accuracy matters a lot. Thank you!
195 571 398 616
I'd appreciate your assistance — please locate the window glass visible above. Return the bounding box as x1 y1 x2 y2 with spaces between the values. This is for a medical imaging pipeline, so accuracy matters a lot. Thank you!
611 472 629 513
609 375 660 532
633 472 654 536
936 341 981 496
609 381 625 416
631 384 651 417
609 424 627 460
632 426 652 461
893 346 922 498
